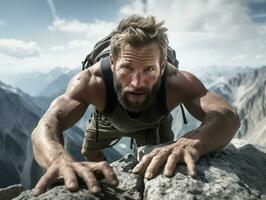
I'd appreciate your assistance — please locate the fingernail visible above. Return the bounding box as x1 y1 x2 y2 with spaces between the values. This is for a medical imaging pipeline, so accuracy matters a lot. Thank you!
132 166 139 173
111 179 119 185
164 170 172 176
32 188 41 196
190 171 196 177
69 182 76 188
145 172 153 179
92 186 101 193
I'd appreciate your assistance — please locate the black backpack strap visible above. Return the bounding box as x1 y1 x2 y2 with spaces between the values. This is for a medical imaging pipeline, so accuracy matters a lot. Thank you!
100 56 117 114
180 104 188 124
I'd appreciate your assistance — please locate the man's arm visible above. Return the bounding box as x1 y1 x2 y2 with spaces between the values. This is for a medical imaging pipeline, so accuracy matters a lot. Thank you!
132 70 240 179
32 70 118 196
183 90 241 156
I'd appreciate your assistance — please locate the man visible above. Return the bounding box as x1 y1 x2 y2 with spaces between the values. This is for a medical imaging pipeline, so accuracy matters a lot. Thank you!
31 15 240 196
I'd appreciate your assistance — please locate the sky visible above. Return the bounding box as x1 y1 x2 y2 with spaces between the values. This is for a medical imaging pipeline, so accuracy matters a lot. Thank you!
0 0 266 76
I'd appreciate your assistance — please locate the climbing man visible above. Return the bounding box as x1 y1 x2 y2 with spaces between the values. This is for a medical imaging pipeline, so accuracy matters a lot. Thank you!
31 15 240 196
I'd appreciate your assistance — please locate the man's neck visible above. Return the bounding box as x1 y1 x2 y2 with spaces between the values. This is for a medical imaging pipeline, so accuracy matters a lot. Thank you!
126 110 142 118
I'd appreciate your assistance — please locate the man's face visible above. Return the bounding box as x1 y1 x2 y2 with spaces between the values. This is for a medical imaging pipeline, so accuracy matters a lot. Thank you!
110 42 163 113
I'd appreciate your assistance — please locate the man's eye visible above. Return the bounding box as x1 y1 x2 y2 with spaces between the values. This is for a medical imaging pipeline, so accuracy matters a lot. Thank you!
144 67 154 72
124 65 133 71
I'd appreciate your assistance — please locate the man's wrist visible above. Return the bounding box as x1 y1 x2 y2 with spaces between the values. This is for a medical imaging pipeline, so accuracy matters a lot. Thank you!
48 151 74 167
180 129 204 156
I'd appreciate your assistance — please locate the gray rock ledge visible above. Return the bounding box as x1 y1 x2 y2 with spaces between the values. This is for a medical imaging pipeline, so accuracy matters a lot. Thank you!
10 139 266 200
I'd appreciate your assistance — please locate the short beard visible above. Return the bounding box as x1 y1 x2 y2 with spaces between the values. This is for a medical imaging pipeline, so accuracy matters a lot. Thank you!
113 74 161 113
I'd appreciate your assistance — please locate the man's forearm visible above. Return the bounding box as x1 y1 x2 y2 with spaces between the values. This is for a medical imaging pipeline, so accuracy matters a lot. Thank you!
32 119 73 169
189 108 240 156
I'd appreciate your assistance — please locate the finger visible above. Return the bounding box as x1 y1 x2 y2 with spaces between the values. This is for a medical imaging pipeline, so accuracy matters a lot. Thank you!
144 152 169 179
163 151 181 177
184 152 197 177
98 161 119 186
61 165 79 192
132 154 153 174
72 163 101 193
32 168 58 196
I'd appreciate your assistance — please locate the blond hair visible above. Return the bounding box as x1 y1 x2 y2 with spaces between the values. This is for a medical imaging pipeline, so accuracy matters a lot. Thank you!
111 15 168 63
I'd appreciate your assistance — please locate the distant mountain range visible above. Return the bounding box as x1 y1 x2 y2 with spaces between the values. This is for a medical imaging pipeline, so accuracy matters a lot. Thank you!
1 67 72 96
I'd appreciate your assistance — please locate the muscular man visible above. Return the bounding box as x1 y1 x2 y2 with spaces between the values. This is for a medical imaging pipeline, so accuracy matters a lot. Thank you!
31 15 240 196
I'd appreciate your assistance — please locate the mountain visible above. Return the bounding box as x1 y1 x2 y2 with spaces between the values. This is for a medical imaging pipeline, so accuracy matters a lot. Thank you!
2 67 71 97
0 81 41 188
209 66 266 146
38 68 79 98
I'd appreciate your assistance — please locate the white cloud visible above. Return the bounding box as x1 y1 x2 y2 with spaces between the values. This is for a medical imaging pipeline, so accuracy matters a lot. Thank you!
0 20 6 26
119 0 146 18
48 19 116 41
50 39 92 51
50 45 65 51
0 39 41 58
67 39 91 49
255 54 265 59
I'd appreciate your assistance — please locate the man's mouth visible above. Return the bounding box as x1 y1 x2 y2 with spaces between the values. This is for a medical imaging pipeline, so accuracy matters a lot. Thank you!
128 91 146 95
126 91 147 101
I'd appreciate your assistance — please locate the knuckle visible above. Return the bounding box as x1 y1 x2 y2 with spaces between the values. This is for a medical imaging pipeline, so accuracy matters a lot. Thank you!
98 161 108 168
142 154 152 160
154 153 164 160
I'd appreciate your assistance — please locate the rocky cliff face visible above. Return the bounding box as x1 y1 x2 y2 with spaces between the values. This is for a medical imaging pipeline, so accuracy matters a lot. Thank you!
6 139 266 200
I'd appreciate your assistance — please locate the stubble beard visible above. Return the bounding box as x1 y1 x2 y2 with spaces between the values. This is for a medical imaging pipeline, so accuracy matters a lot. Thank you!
113 74 161 113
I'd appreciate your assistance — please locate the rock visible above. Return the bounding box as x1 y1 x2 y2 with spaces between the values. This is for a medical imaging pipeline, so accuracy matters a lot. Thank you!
0 184 25 200
11 139 266 199
142 139 266 200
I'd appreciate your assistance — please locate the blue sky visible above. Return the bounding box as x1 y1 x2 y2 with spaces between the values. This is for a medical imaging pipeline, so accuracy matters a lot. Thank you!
0 0 266 76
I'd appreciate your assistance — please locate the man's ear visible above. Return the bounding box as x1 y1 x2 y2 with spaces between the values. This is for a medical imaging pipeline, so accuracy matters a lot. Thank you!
160 60 166 76
109 54 115 72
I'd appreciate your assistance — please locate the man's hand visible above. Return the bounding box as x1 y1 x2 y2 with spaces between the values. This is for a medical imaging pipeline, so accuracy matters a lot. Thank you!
32 157 119 196
132 135 201 179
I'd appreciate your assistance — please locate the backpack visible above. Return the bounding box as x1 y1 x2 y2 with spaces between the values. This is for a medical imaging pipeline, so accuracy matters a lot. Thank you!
81 33 188 149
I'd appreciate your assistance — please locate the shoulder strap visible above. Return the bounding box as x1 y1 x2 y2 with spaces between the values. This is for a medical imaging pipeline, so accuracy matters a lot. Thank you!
100 56 117 114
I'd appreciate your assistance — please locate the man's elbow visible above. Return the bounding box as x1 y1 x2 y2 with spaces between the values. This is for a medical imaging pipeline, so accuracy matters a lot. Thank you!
223 106 241 134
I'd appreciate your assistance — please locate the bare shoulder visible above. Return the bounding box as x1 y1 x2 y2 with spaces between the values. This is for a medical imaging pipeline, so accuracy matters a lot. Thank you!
166 64 208 110
65 61 105 109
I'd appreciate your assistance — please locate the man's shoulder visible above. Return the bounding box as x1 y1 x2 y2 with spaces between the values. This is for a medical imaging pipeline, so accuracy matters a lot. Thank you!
65 61 106 108
166 64 207 108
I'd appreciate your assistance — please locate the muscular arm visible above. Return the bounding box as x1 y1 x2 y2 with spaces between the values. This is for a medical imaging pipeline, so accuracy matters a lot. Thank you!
31 70 118 196
181 71 241 155
32 71 90 169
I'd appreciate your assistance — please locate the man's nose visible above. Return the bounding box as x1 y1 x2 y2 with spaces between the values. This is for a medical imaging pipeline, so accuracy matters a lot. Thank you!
130 71 145 88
